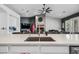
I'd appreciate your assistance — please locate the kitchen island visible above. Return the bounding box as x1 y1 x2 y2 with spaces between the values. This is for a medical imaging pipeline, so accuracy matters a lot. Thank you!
0 34 79 54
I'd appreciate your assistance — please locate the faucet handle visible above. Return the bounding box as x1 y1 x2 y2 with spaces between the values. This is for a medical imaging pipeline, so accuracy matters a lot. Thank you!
45 31 48 36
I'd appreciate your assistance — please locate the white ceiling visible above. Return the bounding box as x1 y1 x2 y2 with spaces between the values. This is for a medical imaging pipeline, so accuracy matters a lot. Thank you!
0 7 6 13
5 4 79 18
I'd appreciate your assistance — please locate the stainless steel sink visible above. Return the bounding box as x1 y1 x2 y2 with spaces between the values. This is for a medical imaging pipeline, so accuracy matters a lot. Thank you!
24 37 55 41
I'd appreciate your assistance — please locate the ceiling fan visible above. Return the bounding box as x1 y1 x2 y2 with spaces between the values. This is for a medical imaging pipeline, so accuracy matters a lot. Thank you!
38 4 52 15
23 4 52 17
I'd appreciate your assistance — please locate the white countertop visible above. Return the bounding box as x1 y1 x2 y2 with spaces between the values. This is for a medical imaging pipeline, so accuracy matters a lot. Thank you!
0 34 79 45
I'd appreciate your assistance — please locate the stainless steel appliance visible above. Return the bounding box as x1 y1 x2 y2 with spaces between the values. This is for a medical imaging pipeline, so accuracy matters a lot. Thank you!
69 46 79 54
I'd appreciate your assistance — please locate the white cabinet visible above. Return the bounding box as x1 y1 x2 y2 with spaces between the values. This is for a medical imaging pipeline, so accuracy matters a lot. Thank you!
65 17 79 33
8 14 20 33
0 45 69 54
9 46 40 54
73 18 79 32
8 45 69 54
0 46 8 53
65 20 73 32
41 46 69 54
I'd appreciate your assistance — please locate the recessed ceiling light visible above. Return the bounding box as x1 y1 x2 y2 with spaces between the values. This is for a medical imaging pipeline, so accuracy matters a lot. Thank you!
21 8 29 13
63 11 66 13
26 10 29 13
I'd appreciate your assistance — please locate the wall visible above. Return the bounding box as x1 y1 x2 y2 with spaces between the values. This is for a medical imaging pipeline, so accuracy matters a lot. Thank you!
21 17 35 24
21 18 29 24
46 16 61 31
21 16 61 32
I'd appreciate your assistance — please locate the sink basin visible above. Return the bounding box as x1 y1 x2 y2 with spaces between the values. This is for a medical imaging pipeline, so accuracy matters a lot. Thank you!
24 37 55 41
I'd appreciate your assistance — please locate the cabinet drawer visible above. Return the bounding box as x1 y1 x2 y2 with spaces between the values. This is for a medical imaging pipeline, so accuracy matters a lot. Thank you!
9 46 39 54
0 46 8 53
41 46 69 54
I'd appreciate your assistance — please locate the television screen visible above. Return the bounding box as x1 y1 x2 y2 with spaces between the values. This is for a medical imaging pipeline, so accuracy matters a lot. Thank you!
21 23 30 29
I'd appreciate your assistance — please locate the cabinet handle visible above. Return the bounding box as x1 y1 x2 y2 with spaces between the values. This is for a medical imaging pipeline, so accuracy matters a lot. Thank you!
1 27 6 30
20 52 30 54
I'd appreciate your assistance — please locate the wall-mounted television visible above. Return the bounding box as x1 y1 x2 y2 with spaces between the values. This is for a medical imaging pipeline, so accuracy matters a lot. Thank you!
21 23 30 29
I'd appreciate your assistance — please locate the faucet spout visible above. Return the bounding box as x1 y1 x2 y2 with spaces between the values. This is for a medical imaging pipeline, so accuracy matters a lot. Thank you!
38 25 40 41
38 25 40 37
45 31 48 36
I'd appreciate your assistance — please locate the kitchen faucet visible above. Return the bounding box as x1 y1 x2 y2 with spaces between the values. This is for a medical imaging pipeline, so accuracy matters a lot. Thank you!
38 25 48 37
38 25 40 41
38 25 40 37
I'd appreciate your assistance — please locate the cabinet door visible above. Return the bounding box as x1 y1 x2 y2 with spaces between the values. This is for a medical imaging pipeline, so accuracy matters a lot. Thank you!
65 17 79 33
9 46 39 54
73 19 78 32
41 46 69 54
65 20 70 32
8 14 20 33
65 20 73 32
0 13 7 35
0 46 8 53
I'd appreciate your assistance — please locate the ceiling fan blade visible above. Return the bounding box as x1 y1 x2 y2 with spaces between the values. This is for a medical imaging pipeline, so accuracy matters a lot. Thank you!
42 8 45 10
46 7 52 11
34 4 52 15
46 10 52 13
46 7 50 10
46 11 50 13
38 10 42 11
48 9 52 11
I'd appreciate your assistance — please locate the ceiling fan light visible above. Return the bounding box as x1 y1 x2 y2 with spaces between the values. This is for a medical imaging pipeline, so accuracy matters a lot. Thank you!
47 7 50 10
